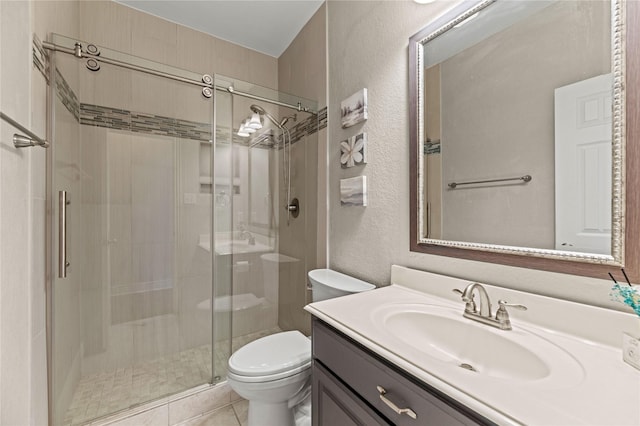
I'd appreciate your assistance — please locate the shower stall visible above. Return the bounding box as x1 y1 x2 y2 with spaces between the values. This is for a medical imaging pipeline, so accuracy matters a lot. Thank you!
46 34 318 425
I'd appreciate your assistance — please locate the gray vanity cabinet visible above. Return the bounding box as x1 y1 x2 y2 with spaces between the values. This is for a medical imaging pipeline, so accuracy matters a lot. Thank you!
311 318 494 426
313 361 390 425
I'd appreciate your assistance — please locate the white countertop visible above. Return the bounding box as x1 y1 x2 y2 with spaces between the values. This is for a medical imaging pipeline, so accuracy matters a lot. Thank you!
305 265 640 426
197 234 272 255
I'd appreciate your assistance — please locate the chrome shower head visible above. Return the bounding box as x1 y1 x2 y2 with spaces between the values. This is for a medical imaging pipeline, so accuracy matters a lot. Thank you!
249 104 298 130
250 104 283 129
249 104 266 115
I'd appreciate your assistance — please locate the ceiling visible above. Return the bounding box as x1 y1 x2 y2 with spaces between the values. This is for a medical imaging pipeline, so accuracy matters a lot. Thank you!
116 0 325 58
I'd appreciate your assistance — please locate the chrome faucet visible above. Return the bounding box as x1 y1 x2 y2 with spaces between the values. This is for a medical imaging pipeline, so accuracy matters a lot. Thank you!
240 230 255 245
453 282 527 330
462 282 492 318
237 223 256 245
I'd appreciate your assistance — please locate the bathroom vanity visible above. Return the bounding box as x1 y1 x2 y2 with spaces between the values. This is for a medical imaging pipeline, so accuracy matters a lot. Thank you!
305 266 640 426
312 319 492 425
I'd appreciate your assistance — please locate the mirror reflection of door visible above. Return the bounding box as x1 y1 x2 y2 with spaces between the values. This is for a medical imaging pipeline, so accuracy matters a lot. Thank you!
554 73 612 255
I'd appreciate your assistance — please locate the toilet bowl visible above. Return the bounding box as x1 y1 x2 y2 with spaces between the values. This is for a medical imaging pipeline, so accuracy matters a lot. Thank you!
228 331 311 426
227 268 375 426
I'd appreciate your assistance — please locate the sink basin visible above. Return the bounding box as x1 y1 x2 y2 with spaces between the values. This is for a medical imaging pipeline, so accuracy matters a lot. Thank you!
215 241 273 254
197 234 272 255
371 303 584 384
218 241 258 252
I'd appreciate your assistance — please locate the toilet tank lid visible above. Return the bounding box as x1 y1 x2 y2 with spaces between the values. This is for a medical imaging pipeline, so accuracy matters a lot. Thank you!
308 269 376 292
228 331 311 377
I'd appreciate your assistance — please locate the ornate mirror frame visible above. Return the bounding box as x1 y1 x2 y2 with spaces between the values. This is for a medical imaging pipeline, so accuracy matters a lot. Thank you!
409 0 640 282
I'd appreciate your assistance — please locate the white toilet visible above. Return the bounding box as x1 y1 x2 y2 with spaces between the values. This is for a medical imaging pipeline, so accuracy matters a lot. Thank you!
227 268 375 426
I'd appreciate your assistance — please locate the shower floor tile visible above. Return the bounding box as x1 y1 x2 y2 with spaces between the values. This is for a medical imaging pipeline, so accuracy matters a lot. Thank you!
64 327 281 426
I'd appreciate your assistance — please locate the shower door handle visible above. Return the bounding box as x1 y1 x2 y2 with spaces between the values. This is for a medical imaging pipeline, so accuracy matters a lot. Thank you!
59 190 70 278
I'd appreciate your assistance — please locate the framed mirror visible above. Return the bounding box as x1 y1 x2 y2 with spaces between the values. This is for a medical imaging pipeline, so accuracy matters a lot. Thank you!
409 0 640 281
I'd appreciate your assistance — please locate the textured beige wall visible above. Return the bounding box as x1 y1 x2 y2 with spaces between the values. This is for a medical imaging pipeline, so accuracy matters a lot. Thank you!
277 4 327 335
327 0 634 311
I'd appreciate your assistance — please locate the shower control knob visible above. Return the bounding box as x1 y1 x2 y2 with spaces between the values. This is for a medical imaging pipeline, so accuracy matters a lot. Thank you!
287 198 300 218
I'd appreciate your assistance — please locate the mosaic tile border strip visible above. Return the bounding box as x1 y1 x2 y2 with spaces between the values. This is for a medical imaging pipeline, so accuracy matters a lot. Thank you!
318 106 327 131
32 34 48 82
80 104 212 142
79 104 327 147
55 66 327 147
424 139 441 155
232 106 326 149
289 110 321 144
56 69 80 121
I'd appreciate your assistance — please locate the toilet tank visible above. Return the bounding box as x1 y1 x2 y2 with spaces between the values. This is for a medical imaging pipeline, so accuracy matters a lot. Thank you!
308 269 375 302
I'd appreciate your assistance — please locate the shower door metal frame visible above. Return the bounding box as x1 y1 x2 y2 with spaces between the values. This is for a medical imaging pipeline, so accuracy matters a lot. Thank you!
45 43 56 426
41 39 318 114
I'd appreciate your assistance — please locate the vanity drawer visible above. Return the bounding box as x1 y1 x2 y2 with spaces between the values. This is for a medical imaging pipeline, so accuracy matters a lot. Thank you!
312 319 493 426
313 361 390 426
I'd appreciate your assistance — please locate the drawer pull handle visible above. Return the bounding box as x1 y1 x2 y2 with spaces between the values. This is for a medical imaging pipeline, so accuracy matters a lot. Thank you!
376 385 417 420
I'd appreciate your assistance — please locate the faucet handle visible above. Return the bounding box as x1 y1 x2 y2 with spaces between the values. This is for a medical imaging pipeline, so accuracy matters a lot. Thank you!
497 300 527 311
496 300 527 323
453 288 476 313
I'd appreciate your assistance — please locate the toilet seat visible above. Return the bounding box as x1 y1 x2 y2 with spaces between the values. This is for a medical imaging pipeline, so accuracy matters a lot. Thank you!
228 331 311 383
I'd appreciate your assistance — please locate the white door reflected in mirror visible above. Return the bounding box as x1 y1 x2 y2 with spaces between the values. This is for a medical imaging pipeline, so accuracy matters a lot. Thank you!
554 73 612 255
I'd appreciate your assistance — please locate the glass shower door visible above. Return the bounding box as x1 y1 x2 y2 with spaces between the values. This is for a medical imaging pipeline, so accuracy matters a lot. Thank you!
48 35 225 425
213 74 318 352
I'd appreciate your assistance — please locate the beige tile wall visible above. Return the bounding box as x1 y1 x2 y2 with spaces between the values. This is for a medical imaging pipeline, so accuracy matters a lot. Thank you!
79 1 278 89
1 4 35 423
74 1 281 361
79 116 108 359
74 0 280 374
274 135 317 335
177 138 213 350
276 4 327 335
1 1 80 424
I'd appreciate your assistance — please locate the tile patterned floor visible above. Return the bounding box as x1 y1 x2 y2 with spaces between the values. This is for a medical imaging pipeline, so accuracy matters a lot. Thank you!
65 328 280 425
181 400 248 426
